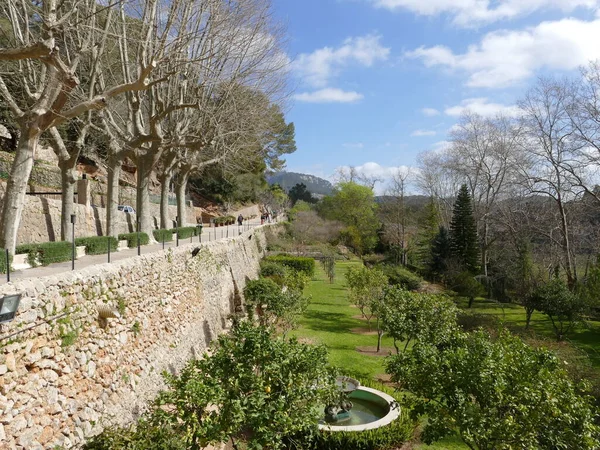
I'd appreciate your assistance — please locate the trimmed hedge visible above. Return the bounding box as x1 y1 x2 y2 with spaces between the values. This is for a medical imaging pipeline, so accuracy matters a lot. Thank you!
153 229 174 242
118 232 150 248
214 215 236 226
173 226 198 240
16 241 72 266
264 255 315 277
75 236 118 255
0 250 11 274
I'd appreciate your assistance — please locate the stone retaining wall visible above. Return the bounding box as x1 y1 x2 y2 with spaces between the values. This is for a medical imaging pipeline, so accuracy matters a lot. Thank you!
0 225 272 449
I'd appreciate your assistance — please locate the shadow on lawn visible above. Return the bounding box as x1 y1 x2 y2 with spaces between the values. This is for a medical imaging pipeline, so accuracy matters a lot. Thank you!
303 310 359 333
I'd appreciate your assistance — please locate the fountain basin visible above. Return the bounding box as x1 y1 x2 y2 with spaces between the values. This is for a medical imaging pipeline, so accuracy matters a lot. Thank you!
318 386 400 432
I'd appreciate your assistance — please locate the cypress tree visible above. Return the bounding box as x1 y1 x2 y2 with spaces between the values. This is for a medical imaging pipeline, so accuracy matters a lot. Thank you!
450 184 479 273
416 198 440 270
429 226 451 280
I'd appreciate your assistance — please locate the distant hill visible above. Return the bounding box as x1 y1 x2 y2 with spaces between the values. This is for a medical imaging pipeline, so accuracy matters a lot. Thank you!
376 195 431 209
268 172 333 196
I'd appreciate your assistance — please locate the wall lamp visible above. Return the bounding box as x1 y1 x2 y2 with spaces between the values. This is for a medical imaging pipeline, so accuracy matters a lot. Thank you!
0 293 22 324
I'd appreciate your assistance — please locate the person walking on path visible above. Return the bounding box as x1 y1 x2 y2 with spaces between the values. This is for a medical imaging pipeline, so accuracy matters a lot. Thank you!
238 214 243 226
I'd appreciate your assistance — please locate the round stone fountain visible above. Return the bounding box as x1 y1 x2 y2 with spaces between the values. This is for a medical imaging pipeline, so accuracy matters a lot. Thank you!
319 377 400 432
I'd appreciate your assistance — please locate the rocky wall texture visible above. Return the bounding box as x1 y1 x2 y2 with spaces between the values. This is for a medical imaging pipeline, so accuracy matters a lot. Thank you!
15 195 197 246
0 225 272 449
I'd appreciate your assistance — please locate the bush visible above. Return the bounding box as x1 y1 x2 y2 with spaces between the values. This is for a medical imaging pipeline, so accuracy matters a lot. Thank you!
260 260 288 279
0 250 11 274
380 264 422 291
152 229 174 243
15 241 73 266
118 232 150 248
172 226 197 240
75 236 118 255
264 255 315 277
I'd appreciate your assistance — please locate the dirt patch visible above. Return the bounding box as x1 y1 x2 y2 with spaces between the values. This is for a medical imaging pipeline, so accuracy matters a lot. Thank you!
417 282 445 294
351 327 378 335
356 346 395 356
297 337 317 345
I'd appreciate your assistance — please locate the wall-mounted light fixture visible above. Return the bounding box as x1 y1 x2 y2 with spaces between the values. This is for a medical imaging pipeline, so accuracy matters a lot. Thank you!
0 293 22 323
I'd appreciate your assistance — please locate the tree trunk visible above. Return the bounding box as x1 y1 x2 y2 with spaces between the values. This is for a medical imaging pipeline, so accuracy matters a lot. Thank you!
136 154 155 240
106 153 122 238
59 158 78 241
175 170 189 227
0 124 40 253
159 172 172 229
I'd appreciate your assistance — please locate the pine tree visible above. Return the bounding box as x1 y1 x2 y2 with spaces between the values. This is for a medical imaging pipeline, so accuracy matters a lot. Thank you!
450 184 479 273
429 226 451 280
416 198 440 270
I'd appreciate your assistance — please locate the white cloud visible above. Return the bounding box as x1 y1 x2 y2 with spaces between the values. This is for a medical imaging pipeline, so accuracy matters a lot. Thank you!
343 142 365 149
445 98 521 118
294 34 390 88
421 107 440 116
294 88 364 103
372 0 600 27
406 18 600 88
411 129 437 137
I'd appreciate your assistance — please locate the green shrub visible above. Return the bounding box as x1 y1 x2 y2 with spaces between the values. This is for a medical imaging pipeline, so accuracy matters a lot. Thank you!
172 226 197 239
380 264 422 291
153 229 174 242
260 260 289 279
75 236 118 255
118 232 150 248
0 250 11 274
15 241 72 266
264 255 316 277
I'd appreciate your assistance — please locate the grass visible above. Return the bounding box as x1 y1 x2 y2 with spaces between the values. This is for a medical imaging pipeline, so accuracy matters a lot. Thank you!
293 260 469 449
292 260 397 380
457 297 600 368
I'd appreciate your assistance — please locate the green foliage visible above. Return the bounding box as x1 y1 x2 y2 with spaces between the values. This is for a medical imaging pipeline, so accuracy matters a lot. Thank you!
154 321 336 450
345 265 388 330
428 226 451 280
244 278 308 332
0 249 11 274
387 329 600 449
152 229 174 243
449 271 486 308
379 287 458 353
318 182 379 255
118 232 150 248
260 260 288 279
173 226 198 239
15 241 72 266
530 278 588 341
75 236 118 255
414 198 440 270
289 183 315 205
288 200 313 221
449 185 479 273
379 264 422 291
264 255 316 277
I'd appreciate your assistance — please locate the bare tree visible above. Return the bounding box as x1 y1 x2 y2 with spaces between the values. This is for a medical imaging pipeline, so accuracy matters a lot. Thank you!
380 168 412 265
518 77 583 287
0 0 168 251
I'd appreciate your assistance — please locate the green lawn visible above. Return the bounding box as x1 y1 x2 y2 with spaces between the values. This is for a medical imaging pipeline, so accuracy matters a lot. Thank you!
458 297 600 368
293 260 470 449
292 260 396 380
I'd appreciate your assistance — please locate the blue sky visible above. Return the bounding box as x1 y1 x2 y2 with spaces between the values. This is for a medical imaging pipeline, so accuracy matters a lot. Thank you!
273 0 600 191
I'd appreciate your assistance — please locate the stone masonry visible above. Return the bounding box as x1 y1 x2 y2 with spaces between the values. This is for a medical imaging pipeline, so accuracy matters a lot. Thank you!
0 225 272 449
